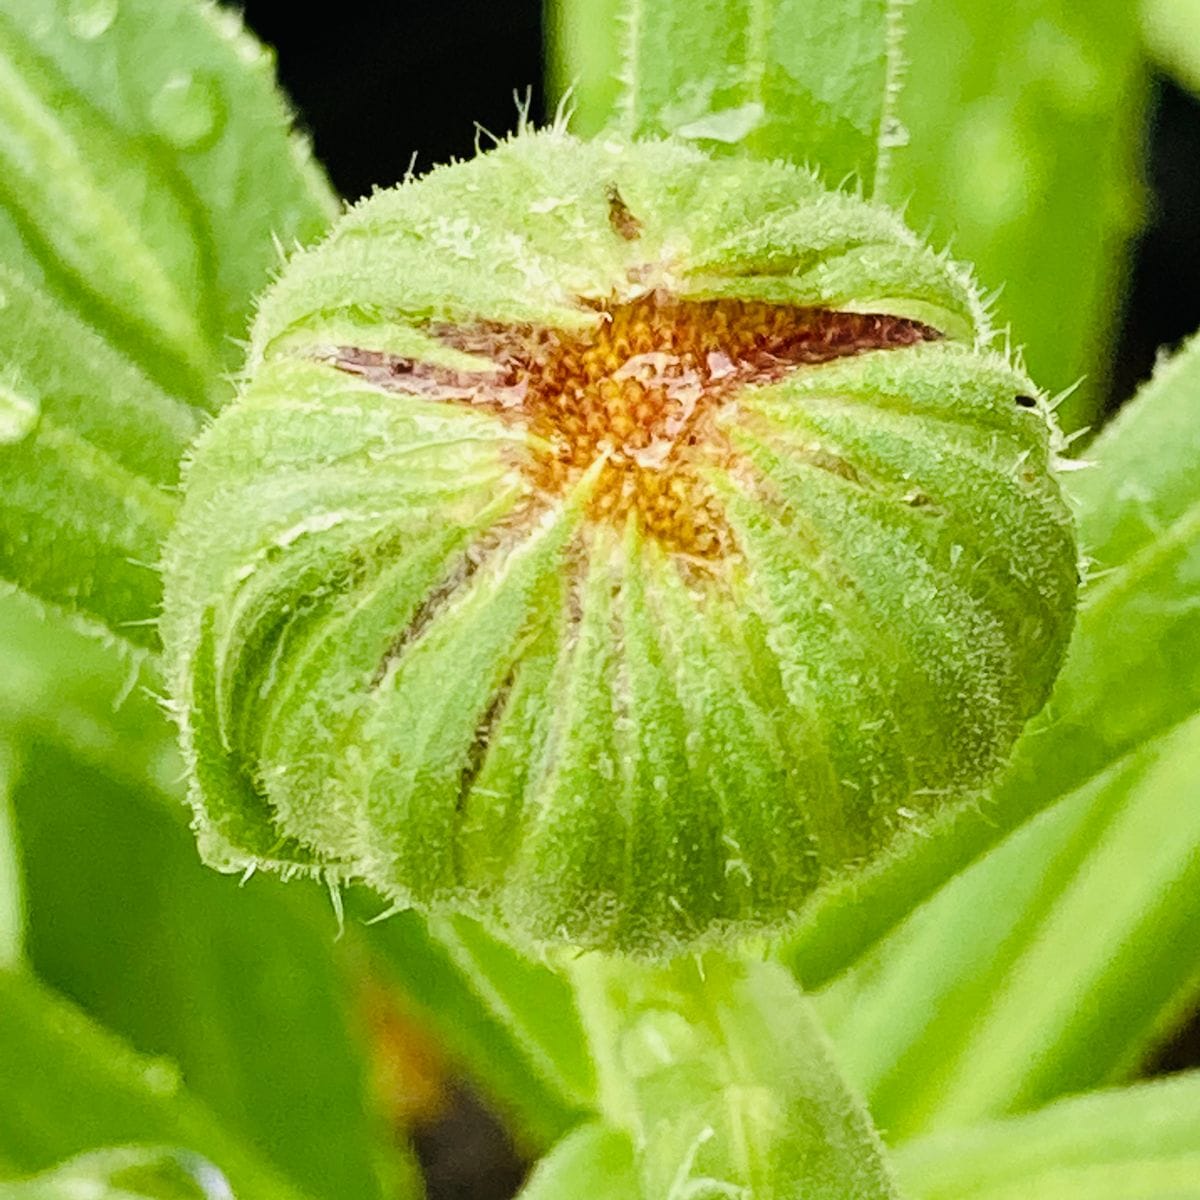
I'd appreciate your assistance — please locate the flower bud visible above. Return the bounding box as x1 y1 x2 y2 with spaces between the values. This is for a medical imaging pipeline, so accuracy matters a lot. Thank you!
162 132 1077 956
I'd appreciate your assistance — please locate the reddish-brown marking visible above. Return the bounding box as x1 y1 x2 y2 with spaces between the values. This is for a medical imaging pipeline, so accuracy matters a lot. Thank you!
606 184 644 241
331 291 939 558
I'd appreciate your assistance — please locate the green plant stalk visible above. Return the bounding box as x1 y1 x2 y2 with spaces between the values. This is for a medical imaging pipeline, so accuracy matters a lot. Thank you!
0 739 21 969
568 950 902 1198
544 0 623 138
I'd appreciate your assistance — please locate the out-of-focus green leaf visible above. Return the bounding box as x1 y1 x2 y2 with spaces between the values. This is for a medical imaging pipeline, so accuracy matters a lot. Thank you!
0 1146 242 1200
12 743 393 1200
1143 0 1200 96
430 917 595 1120
786 334 1200 987
883 0 1147 429
570 953 902 1199
819 710 1200 1138
0 969 312 1200
0 0 336 410
515 1124 638 1200
548 0 904 191
359 906 591 1151
0 589 179 796
894 1073 1200 1199
0 739 21 968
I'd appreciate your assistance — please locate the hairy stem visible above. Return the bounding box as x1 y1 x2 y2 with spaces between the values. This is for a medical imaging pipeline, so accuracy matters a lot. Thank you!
568 948 903 1199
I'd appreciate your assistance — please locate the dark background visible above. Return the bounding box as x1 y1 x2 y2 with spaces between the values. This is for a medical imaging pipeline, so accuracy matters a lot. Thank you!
235 2 1200 1194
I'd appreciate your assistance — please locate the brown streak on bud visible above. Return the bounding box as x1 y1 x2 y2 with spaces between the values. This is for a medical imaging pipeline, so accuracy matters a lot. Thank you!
370 536 502 686
458 669 517 811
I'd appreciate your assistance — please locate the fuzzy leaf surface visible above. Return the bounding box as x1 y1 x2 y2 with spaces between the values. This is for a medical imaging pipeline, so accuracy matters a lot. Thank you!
0 0 336 409
0 0 337 640
0 268 194 644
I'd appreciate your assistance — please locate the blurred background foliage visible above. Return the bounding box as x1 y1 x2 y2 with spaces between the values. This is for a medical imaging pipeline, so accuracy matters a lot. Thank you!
2 2 1200 1198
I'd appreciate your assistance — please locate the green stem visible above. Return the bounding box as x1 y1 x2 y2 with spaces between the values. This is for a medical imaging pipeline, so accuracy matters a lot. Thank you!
568 949 903 1199
0 739 21 969
543 0 624 137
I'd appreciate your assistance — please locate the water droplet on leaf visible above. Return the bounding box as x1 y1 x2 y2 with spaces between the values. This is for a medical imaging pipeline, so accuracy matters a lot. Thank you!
620 1009 698 1077
149 73 226 151
140 1057 182 1096
66 0 118 40
0 380 39 445
675 102 766 144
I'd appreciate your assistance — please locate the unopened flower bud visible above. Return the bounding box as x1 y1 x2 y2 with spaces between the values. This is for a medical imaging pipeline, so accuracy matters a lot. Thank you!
162 132 1077 956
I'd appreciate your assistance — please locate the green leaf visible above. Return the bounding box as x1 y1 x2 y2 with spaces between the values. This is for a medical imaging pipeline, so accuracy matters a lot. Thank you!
894 1073 1200 1199
0 589 180 796
515 1124 638 1200
0 0 336 409
0 969 312 1200
786 333 1200 987
570 952 902 1199
1143 0 1200 97
11 741 395 1200
359 905 592 1151
819 709 1200 1138
549 0 904 192
0 590 396 1200
0 0 338 640
0 1146 246 1200
0 266 196 644
881 0 1148 429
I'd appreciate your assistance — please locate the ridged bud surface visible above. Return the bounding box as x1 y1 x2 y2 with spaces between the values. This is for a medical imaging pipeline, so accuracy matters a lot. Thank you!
162 132 1077 956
